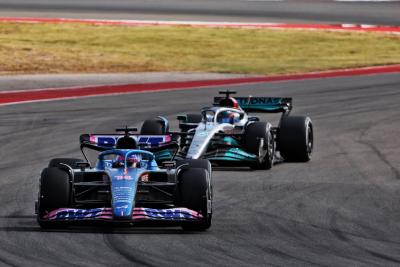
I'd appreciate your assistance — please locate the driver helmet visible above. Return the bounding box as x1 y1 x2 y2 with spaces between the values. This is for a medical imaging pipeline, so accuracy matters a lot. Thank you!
114 154 141 168
219 97 239 109
217 111 240 124
126 154 141 168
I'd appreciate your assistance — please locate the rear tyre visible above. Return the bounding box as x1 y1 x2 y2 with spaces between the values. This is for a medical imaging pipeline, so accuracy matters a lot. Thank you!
179 168 212 231
48 158 82 168
278 116 313 162
37 167 71 229
243 122 274 170
140 119 167 135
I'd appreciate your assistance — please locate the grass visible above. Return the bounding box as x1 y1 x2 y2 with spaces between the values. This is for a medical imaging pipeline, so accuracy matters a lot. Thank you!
0 22 399 75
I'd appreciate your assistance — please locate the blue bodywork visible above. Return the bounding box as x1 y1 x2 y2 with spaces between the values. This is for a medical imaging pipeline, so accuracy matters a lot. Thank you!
96 149 158 220
40 149 205 223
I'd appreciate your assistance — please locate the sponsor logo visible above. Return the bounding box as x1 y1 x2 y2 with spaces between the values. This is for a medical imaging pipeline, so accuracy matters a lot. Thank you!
237 97 285 106
46 207 201 221
198 131 208 137
116 205 129 209
93 135 168 147
115 175 133 180
55 208 103 219
141 208 199 219
138 136 166 147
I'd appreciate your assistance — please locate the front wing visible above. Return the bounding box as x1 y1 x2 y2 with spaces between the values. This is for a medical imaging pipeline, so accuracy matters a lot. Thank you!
204 147 258 162
175 147 259 165
41 207 203 222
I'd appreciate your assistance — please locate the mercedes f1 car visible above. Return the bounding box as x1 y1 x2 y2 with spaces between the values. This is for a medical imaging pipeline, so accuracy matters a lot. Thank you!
36 128 212 230
84 90 313 169
173 91 314 169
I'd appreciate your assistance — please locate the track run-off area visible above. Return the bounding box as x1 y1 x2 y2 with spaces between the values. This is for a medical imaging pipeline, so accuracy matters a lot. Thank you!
0 71 399 266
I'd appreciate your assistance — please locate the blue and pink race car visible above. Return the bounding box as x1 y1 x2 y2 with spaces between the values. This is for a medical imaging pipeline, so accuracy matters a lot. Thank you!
36 128 212 230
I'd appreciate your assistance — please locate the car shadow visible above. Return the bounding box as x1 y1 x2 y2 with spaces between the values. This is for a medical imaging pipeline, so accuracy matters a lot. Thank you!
0 215 205 234
0 225 204 234
213 167 251 172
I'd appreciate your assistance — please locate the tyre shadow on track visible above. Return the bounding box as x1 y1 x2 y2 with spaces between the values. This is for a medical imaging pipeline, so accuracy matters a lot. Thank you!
1 215 36 219
0 225 203 234
213 158 286 172
212 167 251 172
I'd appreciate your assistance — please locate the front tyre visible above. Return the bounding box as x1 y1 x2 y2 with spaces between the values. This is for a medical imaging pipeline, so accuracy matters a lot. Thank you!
244 122 274 170
37 167 71 229
140 119 168 135
278 116 313 162
179 168 212 231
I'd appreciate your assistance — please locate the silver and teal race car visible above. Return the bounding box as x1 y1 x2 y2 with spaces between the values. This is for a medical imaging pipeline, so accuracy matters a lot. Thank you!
86 91 313 169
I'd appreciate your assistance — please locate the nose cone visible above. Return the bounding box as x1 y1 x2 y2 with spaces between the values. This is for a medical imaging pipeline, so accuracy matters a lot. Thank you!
113 199 133 220
110 169 140 220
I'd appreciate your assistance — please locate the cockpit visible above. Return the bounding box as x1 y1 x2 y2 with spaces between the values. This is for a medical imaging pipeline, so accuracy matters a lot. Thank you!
201 108 244 125
216 110 241 124
97 150 157 170
112 154 142 169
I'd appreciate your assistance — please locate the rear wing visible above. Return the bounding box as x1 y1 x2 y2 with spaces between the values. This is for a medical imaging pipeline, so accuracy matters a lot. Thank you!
214 96 292 113
80 134 172 149
79 133 178 165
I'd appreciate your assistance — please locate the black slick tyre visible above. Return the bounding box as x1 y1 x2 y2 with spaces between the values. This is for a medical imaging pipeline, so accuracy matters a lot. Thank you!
37 167 71 229
140 119 166 135
244 122 274 170
278 116 313 162
179 168 212 231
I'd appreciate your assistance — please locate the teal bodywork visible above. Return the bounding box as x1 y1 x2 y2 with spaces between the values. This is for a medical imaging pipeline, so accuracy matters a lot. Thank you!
153 136 257 163
235 97 292 112
206 147 258 162
153 149 175 162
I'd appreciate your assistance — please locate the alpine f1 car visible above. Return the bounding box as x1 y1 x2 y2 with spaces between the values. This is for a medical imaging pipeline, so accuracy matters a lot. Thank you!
36 128 212 230
85 90 313 169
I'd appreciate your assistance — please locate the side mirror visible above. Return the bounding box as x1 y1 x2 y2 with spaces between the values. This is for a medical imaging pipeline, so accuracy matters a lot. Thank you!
205 114 214 122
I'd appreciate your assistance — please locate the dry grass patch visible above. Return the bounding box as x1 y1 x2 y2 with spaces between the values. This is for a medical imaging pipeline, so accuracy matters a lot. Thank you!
0 22 399 75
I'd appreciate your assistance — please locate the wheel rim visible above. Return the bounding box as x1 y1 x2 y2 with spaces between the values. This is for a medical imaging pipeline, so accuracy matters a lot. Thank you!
259 131 274 164
268 132 274 162
307 125 313 156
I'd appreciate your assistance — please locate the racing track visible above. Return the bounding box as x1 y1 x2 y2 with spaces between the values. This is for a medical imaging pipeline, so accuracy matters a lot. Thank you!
0 73 399 266
0 0 400 26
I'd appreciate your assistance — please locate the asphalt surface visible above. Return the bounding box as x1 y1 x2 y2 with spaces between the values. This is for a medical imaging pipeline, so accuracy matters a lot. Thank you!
0 72 254 92
0 72 399 266
0 0 399 25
